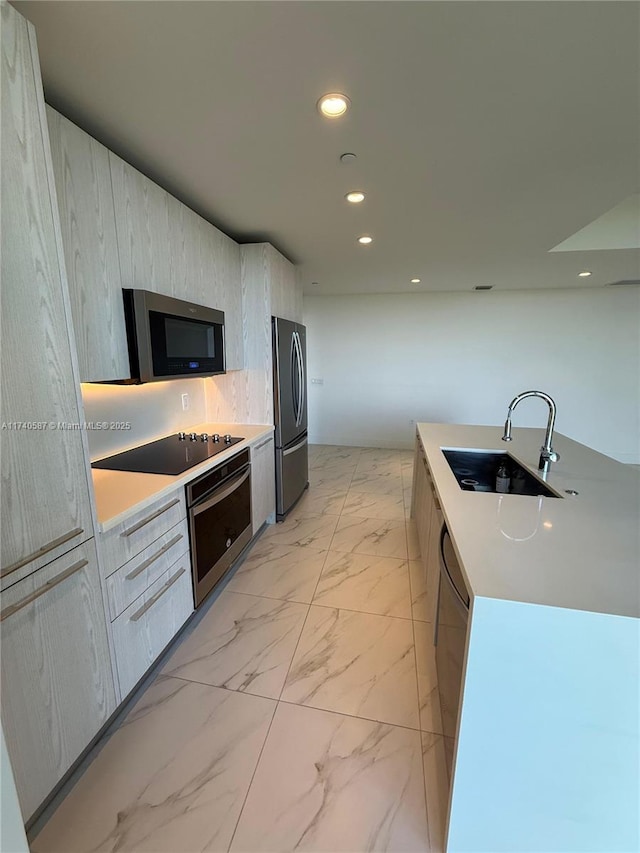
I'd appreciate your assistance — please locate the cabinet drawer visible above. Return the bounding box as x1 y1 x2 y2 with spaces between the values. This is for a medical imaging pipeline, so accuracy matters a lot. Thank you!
98 489 186 576
105 519 189 621
111 556 193 698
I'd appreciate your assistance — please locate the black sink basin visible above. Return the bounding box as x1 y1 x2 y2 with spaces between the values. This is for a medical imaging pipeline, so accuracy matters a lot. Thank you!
442 449 560 498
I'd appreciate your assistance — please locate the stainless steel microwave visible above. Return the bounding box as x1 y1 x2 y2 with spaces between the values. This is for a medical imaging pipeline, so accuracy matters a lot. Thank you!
123 289 225 382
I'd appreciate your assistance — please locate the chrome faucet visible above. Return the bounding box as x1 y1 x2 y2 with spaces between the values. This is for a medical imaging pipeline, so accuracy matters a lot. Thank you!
502 391 560 473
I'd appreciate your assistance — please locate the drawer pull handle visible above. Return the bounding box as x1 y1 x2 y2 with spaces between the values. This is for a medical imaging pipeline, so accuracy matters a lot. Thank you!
120 499 180 538
1 527 84 579
253 437 273 451
129 567 186 622
0 559 88 622
125 534 184 580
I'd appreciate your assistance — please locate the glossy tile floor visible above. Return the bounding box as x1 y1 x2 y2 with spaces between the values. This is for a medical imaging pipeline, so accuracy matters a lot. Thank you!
32 445 452 853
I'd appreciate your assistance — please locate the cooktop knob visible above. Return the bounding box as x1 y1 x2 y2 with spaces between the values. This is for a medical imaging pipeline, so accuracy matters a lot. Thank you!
201 433 209 441
189 432 198 441
177 432 187 441
224 434 232 444
212 433 220 442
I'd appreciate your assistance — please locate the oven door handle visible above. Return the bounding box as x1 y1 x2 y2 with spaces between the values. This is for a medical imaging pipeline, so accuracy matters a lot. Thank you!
191 466 250 517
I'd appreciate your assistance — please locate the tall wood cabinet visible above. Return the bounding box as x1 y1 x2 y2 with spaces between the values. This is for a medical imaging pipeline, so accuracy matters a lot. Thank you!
46 108 129 382
1 6 93 576
1 541 116 821
1 3 116 822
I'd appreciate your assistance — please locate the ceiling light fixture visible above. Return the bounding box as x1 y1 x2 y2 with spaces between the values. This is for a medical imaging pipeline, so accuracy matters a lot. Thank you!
317 93 350 118
357 235 373 245
340 152 357 163
345 191 365 204
578 271 592 277
410 278 421 284
474 285 493 291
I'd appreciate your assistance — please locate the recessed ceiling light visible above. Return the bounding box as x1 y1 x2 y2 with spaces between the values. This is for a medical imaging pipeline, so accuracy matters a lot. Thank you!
578 270 592 277
474 285 493 291
311 281 319 286
317 93 350 118
357 235 373 245
345 191 365 204
340 152 357 163
410 278 421 284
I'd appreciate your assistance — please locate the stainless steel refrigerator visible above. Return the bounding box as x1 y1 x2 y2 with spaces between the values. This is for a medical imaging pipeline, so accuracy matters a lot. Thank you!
272 316 308 520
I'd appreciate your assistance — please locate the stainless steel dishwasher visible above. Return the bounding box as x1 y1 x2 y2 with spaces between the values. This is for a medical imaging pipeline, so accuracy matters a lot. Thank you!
435 524 470 780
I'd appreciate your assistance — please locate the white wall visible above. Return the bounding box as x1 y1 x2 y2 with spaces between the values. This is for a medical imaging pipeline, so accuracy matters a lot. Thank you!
304 288 640 463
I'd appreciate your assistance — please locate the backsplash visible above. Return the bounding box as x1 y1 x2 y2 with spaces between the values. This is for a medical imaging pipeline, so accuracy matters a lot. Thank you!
81 379 207 460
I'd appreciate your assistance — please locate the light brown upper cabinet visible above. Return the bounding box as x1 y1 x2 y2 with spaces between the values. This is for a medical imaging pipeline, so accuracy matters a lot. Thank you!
47 109 130 381
1 4 94 576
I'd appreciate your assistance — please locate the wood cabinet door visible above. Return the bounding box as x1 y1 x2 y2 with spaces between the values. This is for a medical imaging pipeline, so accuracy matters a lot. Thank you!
1 4 93 576
109 151 172 295
46 108 129 382
251 435 276 533
1 540 116 821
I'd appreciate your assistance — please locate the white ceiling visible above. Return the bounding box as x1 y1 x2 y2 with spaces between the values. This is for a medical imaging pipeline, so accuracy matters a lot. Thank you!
13 1 640 295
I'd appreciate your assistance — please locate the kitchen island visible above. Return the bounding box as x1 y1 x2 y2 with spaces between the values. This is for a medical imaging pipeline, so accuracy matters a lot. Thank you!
415 423 639 852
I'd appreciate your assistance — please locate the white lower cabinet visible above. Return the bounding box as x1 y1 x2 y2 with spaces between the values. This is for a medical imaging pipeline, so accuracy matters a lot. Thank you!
0 540 116 821
251 435 275 534
105 520 189 621
111 557 193 698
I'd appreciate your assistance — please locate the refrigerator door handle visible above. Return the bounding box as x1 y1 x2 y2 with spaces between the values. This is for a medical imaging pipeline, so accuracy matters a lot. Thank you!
296 331 305 428
289 332 300 426
294 331 303 427
283 435 308 457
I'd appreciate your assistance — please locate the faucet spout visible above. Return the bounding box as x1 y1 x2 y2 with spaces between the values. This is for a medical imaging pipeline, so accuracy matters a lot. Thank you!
501 390 560 472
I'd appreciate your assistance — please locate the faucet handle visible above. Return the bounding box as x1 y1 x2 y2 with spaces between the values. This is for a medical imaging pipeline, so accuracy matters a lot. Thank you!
540 447 559 463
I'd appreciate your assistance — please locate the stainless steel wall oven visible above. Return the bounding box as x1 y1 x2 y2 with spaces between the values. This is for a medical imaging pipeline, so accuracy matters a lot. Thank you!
186 449 252 607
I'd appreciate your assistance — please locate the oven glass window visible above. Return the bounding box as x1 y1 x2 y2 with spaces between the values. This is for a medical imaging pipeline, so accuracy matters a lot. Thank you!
193 474 251 584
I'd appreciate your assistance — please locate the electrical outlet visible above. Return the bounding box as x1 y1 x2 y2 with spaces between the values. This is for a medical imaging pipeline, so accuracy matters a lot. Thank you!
181 393 190 411
311 378 324 385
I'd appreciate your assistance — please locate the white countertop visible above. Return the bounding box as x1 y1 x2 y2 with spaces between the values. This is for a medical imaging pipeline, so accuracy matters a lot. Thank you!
417 423 640 618
91 423 273 532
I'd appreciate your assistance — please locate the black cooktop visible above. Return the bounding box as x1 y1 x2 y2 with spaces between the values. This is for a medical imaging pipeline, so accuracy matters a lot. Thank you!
91 433 244 475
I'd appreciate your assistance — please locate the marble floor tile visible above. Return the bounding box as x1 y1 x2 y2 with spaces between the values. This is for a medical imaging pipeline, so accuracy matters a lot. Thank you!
313 551 412 619
330 515 409 560
292 487 347 517
341 489 407 521
313 445 362 462
349 470 405 495
161 591 308 699
414 620 443 734
409 558 437 623
31 677 275 853
263 513 339 550
407 519 421 560
230 703 429 852
354 456 403 476
358 447 405 463
422 732 451 853
281 606 419 729
308 468 355 490
225 542 327 603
